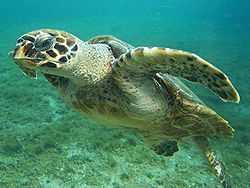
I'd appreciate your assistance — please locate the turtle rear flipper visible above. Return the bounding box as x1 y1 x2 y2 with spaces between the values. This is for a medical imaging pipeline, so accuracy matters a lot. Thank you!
152 140 179 157
194 136 232 188
154 73 233 187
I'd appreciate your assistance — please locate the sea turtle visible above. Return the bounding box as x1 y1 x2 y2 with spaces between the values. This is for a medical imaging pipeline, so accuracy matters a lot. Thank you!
10 29 240 187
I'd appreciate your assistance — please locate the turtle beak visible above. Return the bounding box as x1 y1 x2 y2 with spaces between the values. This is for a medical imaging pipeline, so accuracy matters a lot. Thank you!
11 38 65 79
11 42 39 66
10 44 39 79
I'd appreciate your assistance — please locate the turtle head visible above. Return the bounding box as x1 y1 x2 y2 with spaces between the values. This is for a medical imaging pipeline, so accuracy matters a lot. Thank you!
11 29 81 79
11 29 113 87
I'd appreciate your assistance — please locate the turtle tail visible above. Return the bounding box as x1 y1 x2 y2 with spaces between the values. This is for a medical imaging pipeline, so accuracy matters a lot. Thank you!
193 136 231 188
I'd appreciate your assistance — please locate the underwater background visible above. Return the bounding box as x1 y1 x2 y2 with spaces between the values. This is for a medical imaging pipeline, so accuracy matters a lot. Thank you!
0 0 249 187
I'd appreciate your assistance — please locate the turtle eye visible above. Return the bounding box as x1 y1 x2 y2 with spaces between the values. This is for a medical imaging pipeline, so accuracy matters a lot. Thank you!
34 36 54 51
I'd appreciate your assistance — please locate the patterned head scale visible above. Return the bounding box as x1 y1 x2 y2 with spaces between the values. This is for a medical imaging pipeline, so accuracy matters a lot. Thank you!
13 29 80 68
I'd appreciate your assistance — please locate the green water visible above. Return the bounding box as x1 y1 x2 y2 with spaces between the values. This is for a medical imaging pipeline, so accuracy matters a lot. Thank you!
0 0 249 187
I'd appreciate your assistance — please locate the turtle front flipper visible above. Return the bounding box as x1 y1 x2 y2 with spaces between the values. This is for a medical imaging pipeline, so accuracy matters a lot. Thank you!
112 47 240 103
88 35 134 58
153 73 234 138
